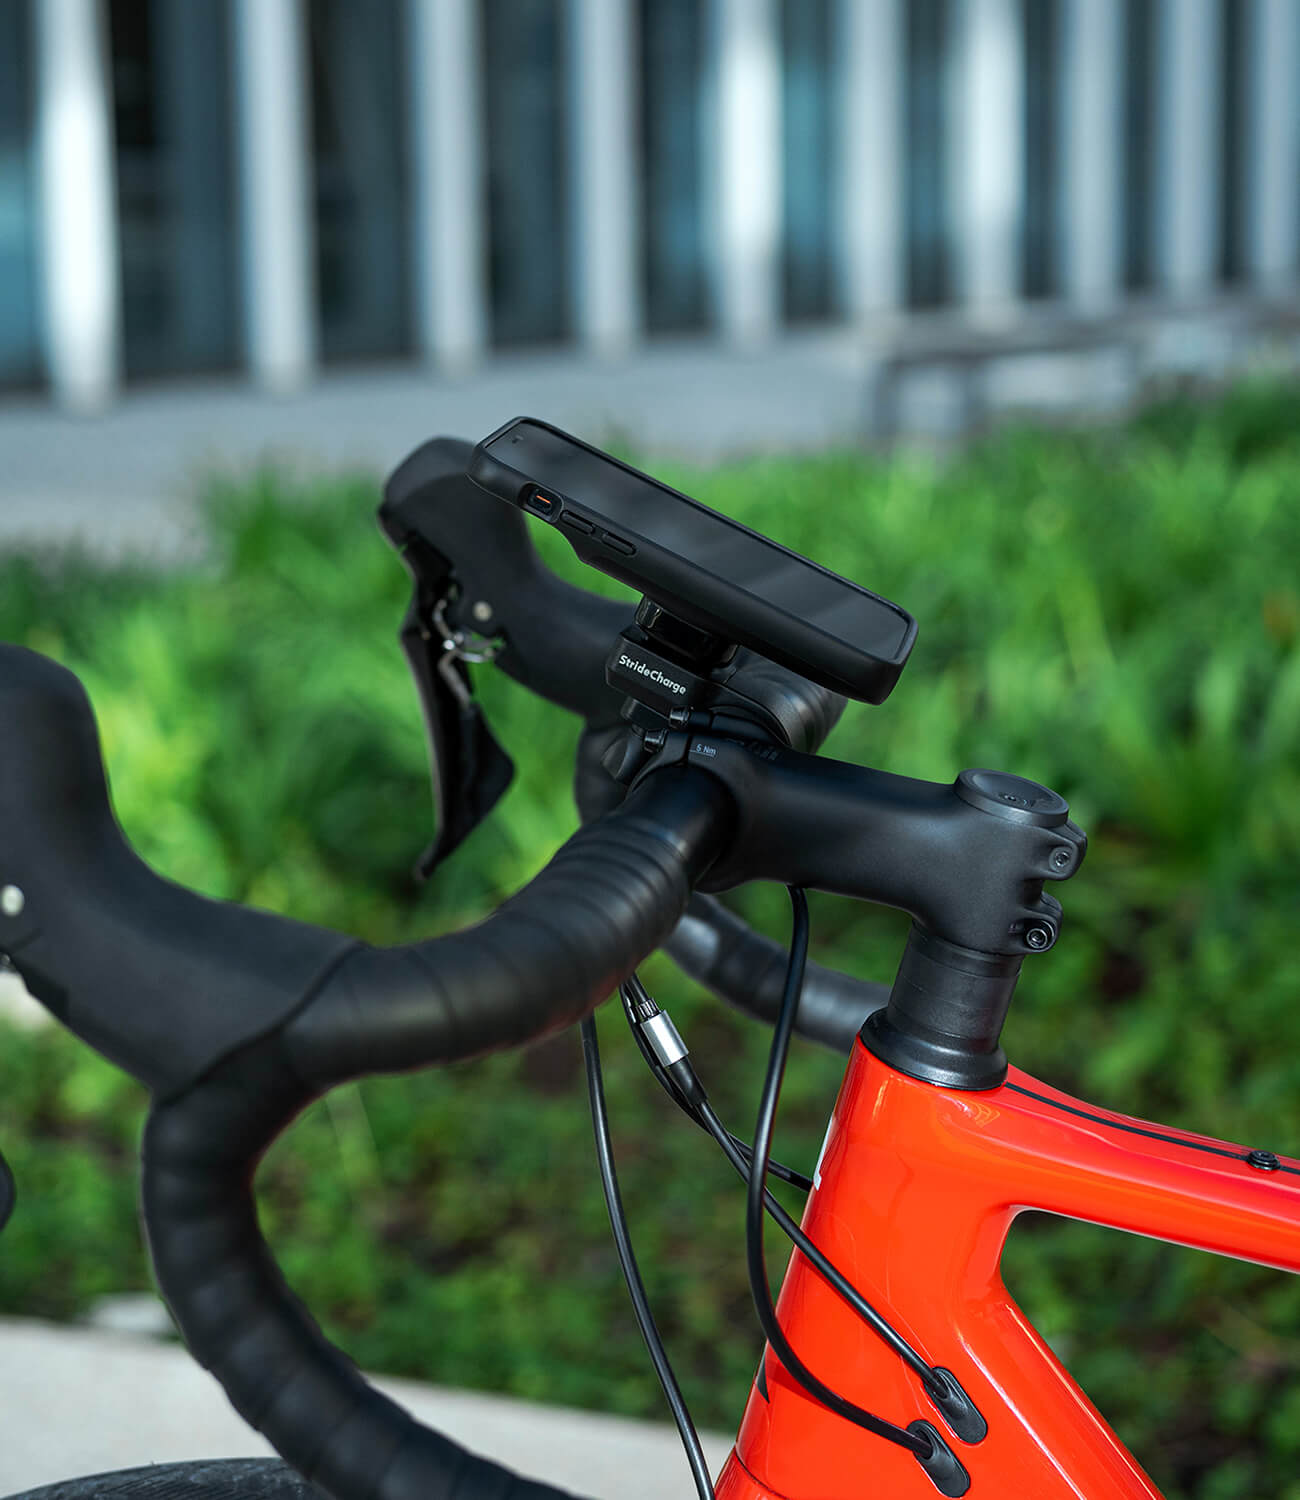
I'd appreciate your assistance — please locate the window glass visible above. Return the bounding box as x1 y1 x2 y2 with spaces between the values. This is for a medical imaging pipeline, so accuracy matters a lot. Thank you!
1217 0 1247 284
483 0 570 346
1022 0 1060 299
0 0 39 388
639 0 709 333
905 0 951 307
781 0 835 321
1122 0 1156 291
309 0 411 362
110 0 240 379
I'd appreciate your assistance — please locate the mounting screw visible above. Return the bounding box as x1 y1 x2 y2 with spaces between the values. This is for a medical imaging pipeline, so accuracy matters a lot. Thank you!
1050 846 1073 871
1246 1149 1281 1172
1024 924 1054 952
471 600 493 623
0 886 24 918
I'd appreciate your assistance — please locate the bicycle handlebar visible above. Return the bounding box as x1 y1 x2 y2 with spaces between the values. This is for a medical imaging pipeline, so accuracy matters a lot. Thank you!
0 647 357 1097
1 643 734 1500
667 894 888 1051
143 768 730 1500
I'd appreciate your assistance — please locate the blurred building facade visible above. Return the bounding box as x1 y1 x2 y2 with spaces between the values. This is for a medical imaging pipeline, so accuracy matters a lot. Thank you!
1 0 1297 413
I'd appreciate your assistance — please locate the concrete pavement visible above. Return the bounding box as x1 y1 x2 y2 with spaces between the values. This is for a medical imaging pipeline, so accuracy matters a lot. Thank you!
0 1318 734 1498
0 334 873 564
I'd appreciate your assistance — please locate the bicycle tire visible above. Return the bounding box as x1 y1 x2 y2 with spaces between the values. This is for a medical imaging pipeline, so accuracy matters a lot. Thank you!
4 1460 320 1500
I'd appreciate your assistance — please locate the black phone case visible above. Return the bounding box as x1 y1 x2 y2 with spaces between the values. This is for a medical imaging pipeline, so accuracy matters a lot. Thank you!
467 417 916 704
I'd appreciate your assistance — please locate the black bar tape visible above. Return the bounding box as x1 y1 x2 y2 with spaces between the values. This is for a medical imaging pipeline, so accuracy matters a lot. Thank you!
144 1039 573 1500
0 645 360 1099
143 766 733 1500
283 768 732 1090
666 894 889 1053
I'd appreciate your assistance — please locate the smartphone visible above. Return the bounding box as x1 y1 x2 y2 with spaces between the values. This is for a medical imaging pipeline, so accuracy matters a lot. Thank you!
467 417 916 704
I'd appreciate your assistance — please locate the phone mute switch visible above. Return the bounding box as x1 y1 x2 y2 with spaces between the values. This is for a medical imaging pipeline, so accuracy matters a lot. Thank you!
599 531 636 555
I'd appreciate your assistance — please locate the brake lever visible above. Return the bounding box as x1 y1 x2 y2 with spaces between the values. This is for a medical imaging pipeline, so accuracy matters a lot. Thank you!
0 1145 13 1236
380 437 632 875
394 558 515 877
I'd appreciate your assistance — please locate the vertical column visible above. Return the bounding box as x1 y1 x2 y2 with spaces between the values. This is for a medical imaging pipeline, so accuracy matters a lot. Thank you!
951 0 1024 315
838 0 903 321
233 0 314 390
714 0 782 346
568 0 639 356
1247 0 1299 291
34 0 120 411
409 0 488 369
1155 0 1221 299
1060 0 1122 310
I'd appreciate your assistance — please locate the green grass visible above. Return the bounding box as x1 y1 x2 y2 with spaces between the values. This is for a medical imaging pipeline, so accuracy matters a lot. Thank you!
1 382 1298 1498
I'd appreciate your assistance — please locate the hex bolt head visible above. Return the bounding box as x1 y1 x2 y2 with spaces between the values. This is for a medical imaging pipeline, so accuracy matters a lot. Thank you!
1024 924 1054 952
1050 847 1073 871
1246 1149 1281 1172
471 600 493 623
1 886 25 918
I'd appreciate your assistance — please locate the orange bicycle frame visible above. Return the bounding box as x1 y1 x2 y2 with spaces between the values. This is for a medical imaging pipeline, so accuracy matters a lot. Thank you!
715 1040 1300 1499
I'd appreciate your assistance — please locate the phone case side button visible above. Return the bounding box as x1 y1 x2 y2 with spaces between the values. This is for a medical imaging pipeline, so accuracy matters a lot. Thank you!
599 531 636 555
559 511 595 534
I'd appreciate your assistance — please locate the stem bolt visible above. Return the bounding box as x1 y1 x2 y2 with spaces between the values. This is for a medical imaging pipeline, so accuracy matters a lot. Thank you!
1050 847 1073 871
0 886 24 918
1246 1149 1281 1172
1024 924 1054 952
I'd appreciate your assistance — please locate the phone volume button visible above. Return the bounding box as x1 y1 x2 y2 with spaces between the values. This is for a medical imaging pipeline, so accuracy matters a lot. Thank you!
599 531 636 556
558 511 595 534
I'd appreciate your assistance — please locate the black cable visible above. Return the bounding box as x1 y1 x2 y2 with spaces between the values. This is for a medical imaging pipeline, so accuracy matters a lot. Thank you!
723 1130 813 1193
621 976 944 1396
693 1096 944 1399
579 1015 715 1500
743 888 933 1461
619 978 814 1192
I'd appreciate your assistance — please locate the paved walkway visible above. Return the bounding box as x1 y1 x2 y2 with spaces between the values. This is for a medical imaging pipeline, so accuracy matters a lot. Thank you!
0 1318 733 1498
0 335 871 563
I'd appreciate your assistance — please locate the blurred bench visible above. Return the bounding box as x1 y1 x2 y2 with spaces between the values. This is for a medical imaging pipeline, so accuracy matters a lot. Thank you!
868 294 1300 445
869 312 1143 445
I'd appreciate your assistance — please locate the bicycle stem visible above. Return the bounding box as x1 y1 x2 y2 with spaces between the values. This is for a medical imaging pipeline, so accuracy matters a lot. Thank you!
625 729 1087 1090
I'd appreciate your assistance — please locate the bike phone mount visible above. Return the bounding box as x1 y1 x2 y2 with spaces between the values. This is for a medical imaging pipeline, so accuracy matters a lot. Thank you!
381 438 1087 1094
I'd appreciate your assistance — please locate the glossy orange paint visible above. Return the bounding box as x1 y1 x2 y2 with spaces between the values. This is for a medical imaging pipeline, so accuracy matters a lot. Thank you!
715 1041 1300 1499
